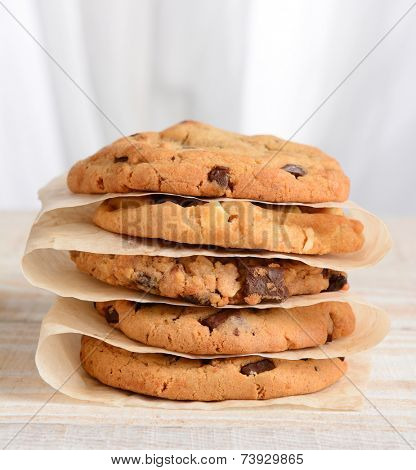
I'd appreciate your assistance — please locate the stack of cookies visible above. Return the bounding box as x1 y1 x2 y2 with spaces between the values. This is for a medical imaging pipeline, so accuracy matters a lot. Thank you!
61 121 366 402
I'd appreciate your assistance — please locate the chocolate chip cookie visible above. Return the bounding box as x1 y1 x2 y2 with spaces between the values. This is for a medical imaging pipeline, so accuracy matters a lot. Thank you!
93 196 364 254
95 300 355 354
80 336 347 401
70 251 348 306
67 120 350 203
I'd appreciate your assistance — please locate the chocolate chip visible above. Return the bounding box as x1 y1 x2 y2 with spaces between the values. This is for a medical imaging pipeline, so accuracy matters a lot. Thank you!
326 272 348 292
251 201 269 209
166 354 181 363
134 302 142 312
105 306 119 323
136 273 157 289
151 195 172 205
200 359 212 365
314 366 319 371
172 197 204 208
200 310 236 332
93 302 96 309
233 328 240 336
182 294 205 305
243 265 289 302
281 164 307 178
327 333 333 343
177 198 204 208
152 195 203 207
300 358 309 361
208 166 230 188
114 155 129 163
240 359 275 376
340 357 345 362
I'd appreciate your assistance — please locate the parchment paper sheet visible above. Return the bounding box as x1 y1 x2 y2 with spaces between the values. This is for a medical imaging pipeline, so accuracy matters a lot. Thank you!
35 175 391 271
22 248 364 308
41 297 389 360
27 200 391 270
35 301 372 410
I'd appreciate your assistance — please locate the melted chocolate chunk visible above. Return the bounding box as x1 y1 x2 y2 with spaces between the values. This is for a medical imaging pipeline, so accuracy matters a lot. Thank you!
200 359 212 365
136 273 157 289
326 273 348 292
114 155 129 163
183 294 209 305
327 333 333 343
240 359 275 376
340 357 345 362
208 166 230 188
152 195 203 208
200 310 236 332
151 195 172 205
243 265 288 302
251 201 271 209
177 198 204 208
166 354 181 363
281 164 307 178
105 306 119 324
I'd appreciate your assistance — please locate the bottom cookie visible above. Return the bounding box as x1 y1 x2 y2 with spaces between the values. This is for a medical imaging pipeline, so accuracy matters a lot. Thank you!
80 336 347 401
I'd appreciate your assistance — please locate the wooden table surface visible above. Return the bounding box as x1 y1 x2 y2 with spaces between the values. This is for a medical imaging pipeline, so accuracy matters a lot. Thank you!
0 211 415 450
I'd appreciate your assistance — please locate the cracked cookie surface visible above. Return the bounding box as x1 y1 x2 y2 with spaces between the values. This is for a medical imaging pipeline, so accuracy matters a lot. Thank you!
93 196 364 254
96 300 355 355
80 336 347 401
67 120 350 203
70 251 348 306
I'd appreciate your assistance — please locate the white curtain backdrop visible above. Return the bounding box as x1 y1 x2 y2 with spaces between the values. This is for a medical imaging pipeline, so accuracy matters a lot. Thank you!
1 0 415 213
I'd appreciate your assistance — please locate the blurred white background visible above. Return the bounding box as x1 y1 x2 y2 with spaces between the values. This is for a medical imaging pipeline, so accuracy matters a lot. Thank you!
1 0 415 213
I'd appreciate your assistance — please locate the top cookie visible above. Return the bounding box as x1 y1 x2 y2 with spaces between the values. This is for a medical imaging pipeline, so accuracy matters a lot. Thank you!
67 120 350 203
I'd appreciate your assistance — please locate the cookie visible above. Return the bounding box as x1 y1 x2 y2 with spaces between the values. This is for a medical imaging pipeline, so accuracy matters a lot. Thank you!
70 251 348 306
93 196 364 255
80 336 347 401
96 300 355 355
67 120 350 203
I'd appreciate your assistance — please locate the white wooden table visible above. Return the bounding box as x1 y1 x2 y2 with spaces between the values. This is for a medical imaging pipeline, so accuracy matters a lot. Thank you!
0 212 415 449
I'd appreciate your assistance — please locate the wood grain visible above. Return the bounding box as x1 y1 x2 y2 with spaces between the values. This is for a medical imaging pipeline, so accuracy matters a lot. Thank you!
0 212 415 449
